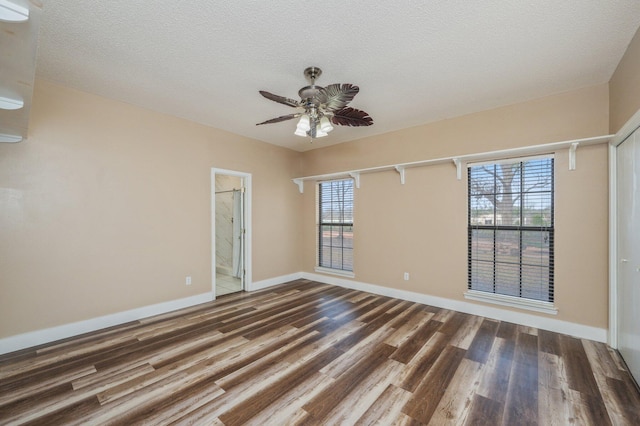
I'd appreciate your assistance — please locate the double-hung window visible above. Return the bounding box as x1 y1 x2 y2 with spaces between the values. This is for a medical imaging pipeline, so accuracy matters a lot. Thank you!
317 179 354 276
467 156 555 312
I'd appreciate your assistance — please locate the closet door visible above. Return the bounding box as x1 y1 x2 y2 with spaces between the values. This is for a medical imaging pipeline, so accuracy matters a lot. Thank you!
617 128 640 384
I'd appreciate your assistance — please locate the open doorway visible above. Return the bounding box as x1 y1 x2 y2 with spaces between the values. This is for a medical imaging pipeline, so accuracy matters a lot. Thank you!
212 168 251 298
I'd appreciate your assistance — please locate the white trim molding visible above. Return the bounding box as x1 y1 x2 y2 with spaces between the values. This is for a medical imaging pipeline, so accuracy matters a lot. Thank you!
0 292 213 355
0 271 303 355
0 270 610 355
609 143 618 348
608 109 640 348
211 168 252 299
249 272 303 292
464 290 557 315
302 272 607 342
314 267 355 279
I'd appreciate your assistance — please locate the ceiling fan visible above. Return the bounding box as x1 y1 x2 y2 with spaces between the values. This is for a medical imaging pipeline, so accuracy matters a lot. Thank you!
256 67 373 139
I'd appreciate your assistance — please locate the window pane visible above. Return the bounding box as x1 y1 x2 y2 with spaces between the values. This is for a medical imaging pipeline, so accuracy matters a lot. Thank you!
321 225 332 247
470 259 494 292
521 265 550 300
469 166 496 196
523 193 552 227
495 164 521 227
470 194 495 225
331 225 343 248
320 246 331 268
495 263 520 297
343 226 353 249
470 229 494 261
321 205 332 223
495 198 520 227
495 230 520 265
343 248 354 271
522 231 550 267
523 159 552 190
330 247 343 270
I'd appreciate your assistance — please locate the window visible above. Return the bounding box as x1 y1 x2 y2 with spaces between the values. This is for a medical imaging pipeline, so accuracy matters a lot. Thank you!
317 179 354 274
468 156 554 305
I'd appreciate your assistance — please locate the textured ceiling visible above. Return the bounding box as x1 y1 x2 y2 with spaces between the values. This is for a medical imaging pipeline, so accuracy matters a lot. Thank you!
34 1 640 152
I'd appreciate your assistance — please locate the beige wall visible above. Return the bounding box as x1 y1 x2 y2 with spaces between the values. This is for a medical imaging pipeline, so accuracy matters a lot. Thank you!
610 26 640 133
0 78 620 339
300 84 610 329
0 80 302 338
302 85 609 176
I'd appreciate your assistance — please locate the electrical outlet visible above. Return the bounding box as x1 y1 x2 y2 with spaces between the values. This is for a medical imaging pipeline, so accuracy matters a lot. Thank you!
403 272 409 281
186 276 192 285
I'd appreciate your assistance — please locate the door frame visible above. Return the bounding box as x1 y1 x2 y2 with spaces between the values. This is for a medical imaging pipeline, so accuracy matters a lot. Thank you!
211 168 252 299
609 108 640 348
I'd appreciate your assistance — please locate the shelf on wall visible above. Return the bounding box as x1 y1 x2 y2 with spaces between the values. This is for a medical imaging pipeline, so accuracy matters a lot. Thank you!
292 134 613 193
0 0 43 143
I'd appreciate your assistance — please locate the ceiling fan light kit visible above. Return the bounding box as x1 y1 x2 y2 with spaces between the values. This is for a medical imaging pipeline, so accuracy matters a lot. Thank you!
0 133 22 143
0 0 29 22
0 95 24 110
257 66 373 141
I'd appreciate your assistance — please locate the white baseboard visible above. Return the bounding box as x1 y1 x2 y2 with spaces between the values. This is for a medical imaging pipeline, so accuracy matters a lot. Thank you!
302 272 608 343
0 272 304 356
0 270 608 356
0 292 213 356
215 265 232 276
248 272 303 292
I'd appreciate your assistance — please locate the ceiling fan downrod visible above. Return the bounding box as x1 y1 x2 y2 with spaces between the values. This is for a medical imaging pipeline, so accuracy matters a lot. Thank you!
303 66 322 84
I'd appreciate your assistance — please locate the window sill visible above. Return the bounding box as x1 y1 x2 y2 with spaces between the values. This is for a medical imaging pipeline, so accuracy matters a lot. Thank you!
464 290 558 315
314 267 355 279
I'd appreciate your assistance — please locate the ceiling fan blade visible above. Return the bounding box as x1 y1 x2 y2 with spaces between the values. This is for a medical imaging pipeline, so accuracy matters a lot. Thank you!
330 107 373 127
315 84 360 111
256 113 301 125
259 91 300 108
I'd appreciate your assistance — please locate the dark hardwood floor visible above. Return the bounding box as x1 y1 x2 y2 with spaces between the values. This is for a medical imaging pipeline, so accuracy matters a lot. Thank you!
1 279 639 425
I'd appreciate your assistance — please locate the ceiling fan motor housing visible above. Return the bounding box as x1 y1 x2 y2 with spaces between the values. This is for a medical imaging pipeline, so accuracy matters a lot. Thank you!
298 85 322 102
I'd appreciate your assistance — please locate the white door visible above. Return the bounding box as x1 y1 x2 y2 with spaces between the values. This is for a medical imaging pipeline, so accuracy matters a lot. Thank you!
617 128 640 384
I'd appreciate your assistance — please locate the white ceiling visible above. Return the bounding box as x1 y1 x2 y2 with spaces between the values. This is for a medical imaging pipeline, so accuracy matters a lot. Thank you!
34 1 640 152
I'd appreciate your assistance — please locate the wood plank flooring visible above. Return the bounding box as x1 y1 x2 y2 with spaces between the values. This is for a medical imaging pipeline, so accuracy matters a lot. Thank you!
1 279 639 425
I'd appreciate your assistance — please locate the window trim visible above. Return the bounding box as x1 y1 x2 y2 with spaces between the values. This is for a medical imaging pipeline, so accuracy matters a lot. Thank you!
316 178 355 276
466 155 556 312
464 290 557 315
314 266 355 278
